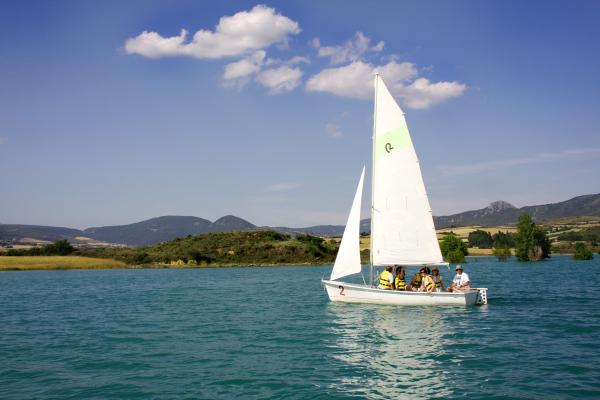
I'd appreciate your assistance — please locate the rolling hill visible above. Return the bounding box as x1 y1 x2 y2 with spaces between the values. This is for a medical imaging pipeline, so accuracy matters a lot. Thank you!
1 193 599 245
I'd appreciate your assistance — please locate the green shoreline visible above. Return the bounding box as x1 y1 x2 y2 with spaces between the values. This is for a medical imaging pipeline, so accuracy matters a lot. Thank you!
0 255 334 271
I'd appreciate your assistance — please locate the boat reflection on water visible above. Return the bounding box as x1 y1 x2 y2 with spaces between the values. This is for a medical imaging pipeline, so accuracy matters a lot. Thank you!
325 303 453 399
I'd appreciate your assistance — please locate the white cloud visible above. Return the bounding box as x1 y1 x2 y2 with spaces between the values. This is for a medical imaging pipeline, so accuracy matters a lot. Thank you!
0 137 6 145
314 32 384 65
306 60 465 109
222 50 266 87
306 60 416 99
124 5 300 59
397 78 466 109
440 147 600 176
325 123 343 138
306 32 466 108
256 66 303 94
265 183 302 192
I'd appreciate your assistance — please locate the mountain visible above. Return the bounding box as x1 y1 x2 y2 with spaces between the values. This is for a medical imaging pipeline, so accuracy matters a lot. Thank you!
283 194 600 235
84 216 214 247
211 215 256 231
84 215 256 247
0 224 83 243
2 193 599 245
433 194 600 229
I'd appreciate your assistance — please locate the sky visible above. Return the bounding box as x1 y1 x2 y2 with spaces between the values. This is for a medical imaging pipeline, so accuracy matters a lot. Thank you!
1 0 599 229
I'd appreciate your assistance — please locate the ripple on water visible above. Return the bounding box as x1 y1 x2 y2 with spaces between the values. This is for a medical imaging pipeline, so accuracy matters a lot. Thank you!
1 258 600 399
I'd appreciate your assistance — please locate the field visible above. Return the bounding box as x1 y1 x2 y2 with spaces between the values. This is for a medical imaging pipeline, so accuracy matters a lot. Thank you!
0 256 127 271
436 226 518 240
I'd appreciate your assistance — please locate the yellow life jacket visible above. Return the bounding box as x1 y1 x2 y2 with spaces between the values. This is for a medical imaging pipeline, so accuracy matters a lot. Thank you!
412 274 422 287
395 275 406 290
434 275 442 288
423 275 434 291
379 270 393 289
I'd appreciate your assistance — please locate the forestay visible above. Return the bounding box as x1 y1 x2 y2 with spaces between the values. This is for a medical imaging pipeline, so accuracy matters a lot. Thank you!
330 167 365 280
370 75 443 266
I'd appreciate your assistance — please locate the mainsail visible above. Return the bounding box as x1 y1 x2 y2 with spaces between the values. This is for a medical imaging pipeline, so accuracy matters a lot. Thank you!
370 75 443 266
330 166 365 280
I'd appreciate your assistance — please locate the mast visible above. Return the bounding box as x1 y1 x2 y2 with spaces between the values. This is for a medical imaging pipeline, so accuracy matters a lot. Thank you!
369 74 378 287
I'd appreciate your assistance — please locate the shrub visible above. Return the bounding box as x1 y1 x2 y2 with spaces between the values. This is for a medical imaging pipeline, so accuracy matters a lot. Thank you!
468 230 493 248
440 233 468 263
514 214 551 261
573 243 594 260
493 246 511 261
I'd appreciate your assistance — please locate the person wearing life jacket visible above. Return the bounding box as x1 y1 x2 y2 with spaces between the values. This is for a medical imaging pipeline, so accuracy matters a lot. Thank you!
378 266 394 290
409 268 424 291
431 267 445 292
394 265 406 291
419 268 435 293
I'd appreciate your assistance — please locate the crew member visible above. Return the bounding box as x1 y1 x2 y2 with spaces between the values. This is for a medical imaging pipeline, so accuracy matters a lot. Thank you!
410 268 424 291
394 265 406 291
419 269 435 293
448 265 471 292
378 266 394 290
431 267 445 292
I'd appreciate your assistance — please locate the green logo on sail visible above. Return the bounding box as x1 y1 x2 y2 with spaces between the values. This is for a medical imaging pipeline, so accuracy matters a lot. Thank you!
375 127 412 160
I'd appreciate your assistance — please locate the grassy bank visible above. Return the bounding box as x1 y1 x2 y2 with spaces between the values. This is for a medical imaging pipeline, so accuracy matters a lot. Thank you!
80 230 339 266
0 256 127 271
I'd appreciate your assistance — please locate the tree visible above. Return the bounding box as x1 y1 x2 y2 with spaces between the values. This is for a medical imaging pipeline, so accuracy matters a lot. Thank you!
573 243 594 260
493 231 515 248
440 233 468 263
514 214 551 261
492 246 511 261
43 239 75 255
468 230 493 248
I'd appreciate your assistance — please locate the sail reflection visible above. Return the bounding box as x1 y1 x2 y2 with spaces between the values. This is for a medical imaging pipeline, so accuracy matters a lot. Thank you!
325 303 452 399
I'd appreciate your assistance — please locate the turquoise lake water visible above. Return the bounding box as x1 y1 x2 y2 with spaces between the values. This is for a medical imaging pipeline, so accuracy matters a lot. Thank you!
1 255 600 399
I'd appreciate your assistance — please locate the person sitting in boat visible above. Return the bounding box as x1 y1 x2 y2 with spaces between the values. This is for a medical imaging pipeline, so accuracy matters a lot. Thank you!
448 265 470 292
419 268 435 293
431 267 445 292
394 265 406 291
409 268 424 291
378 266 395 290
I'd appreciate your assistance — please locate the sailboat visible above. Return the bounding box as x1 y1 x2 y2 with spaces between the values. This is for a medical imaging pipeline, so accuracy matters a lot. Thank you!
322 74 488 306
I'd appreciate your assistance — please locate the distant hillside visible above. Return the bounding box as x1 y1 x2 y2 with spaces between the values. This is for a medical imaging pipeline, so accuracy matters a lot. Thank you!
81 230 338 266
0 225 83 243
279 194 600 235
434 194 600 229
84 215 256 247
2 193 599 245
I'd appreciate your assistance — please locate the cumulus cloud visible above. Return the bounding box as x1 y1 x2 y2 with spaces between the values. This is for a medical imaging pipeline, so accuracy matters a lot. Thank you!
306 32 466 108
222 51 306 92
313 32 384 64
256 66 303 94
222 50 266 87
306 60 417 99
396 78 466 109
124 5 300 59
440 147 600 176
306 59 465 109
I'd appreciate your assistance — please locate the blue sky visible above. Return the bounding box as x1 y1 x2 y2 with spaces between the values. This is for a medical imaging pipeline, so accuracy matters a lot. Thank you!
1 0 599 229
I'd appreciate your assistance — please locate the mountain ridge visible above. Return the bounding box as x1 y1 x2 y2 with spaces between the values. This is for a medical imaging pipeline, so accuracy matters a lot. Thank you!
1 193 599 246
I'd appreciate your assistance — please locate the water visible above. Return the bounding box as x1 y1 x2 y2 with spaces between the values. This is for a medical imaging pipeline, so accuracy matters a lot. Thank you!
1 256 599 399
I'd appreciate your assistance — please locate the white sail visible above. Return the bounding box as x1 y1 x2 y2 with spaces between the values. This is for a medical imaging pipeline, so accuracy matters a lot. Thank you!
371 75 443 266
330 166 365 281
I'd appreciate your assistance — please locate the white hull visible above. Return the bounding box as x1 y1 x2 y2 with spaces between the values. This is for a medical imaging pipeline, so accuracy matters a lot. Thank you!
323 280 485 306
